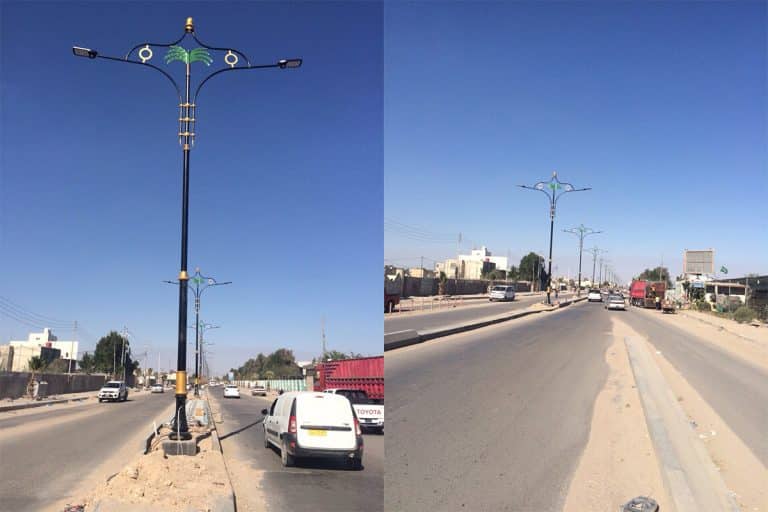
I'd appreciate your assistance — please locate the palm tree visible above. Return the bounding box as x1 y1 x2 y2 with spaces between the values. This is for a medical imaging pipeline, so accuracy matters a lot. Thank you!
27 356 47 398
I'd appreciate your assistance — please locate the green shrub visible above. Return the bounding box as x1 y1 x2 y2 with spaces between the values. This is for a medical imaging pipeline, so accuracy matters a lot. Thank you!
696 301 712 312
733 306 756 324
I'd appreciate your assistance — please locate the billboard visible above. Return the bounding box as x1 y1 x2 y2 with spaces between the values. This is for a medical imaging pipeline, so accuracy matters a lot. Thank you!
684 250 714 275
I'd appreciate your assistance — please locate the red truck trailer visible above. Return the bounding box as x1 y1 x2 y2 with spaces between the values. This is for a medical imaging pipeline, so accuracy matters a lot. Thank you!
314 356 384 400
630 280 666 308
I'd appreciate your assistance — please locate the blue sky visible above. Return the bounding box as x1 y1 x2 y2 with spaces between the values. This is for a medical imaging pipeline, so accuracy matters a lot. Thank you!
385 1 766 284
0 2 383 374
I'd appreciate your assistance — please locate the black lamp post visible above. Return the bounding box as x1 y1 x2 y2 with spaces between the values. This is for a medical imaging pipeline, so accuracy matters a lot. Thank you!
519 172 590 305
74 17 301 440
167 268 230 397
563 225 602 297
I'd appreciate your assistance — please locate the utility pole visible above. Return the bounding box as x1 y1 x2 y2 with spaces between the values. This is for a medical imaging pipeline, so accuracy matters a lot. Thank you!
121 327 128 382
321 316 327 361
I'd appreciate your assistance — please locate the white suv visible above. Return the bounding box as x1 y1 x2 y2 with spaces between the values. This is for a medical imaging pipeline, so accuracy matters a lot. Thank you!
587 289 602 302
489 285 516 302
98 381 128 402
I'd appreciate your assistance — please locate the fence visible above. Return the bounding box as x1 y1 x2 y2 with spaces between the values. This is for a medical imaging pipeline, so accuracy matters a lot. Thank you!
0 372 109 400
235 378 307 392
401 277 532 297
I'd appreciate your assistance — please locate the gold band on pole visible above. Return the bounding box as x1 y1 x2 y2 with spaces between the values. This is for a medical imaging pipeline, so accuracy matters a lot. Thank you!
176 370 187 395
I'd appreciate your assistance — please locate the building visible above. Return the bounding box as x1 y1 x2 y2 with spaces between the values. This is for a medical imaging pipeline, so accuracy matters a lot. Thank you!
6 328 78 372
408 268 436 279
436 247 508 280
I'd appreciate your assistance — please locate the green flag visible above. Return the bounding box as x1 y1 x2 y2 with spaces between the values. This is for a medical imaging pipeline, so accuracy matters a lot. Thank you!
720 266 728 274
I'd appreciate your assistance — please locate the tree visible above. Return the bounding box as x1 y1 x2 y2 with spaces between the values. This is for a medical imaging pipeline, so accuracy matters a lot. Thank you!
638 267 672 287
27 356 47 398
519 252 546 289
438 271 447 296
79 352 96 374
507 266 520 281
93 331 137 380
234 348 302 379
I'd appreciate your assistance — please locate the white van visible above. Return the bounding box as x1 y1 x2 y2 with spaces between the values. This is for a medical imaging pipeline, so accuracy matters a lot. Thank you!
261 391 364 469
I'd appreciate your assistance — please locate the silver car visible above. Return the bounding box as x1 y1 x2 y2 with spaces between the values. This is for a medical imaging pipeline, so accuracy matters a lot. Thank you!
605 294 626 310
489 285 516 302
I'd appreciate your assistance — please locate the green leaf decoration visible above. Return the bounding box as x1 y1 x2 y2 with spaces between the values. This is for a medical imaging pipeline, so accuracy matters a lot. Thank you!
189 48 213 66
165 46 189 65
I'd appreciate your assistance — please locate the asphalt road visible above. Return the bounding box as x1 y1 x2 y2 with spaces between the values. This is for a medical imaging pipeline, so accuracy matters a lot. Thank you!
620 307 768 465
210 390 384 512
385 302 612 511
0 390 174 512
384 292 566 334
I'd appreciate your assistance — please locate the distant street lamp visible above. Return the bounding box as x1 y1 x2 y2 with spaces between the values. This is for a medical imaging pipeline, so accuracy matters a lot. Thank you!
519 172 590 304
166 268 230 397
587 247 607 287
563 225 602 297
74 17 301 440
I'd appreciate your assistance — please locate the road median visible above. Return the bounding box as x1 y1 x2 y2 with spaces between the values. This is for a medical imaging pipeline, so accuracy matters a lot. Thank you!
385 296 587 350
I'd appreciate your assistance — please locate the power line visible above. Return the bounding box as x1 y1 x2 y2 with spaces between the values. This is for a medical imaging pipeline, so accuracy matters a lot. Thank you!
0 296 73 327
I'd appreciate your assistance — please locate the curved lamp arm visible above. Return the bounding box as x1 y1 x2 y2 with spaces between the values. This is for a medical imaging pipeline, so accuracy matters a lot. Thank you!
73 46 183 103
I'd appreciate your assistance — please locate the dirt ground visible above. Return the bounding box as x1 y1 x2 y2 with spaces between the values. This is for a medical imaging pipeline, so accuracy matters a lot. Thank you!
635 307 768 370
563 317 671 512
647 339 767 512
71 432 233 512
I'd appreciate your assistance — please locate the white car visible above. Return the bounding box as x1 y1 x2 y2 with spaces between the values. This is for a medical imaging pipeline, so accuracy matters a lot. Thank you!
251 385 267 397
587 289 602 302
605 294 626 310
262 391 363 469
223 385 240 398
98 381 128 402
489 285 516 302
150 384 164 393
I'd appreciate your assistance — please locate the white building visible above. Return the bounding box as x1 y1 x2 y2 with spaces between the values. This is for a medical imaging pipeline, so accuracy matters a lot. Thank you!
8 328 79 372
436 247 508 280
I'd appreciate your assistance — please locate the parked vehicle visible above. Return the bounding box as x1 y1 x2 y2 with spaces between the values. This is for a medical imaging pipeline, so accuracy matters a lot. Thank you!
223 385 240 399
150 383 164 393
261 391 364 469
385 272 403 313
98 381 128 402
489 285 516 302
251 385 267 397
604 294 626 311
324 389 384 434
314 356 384 400
587 289 602 302
662 298 676 314
630 280 667 308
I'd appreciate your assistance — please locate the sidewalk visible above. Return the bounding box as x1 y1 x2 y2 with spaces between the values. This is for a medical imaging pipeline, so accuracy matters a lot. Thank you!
676 309 767 345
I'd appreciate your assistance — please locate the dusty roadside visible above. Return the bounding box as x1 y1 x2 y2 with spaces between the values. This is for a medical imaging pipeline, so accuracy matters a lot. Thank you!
207 391 268 512
563 317 670 511
635 307 767 370
646 338 767 511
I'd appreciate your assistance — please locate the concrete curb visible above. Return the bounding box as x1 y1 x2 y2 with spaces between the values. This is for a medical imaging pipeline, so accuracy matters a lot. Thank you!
204 391 238 512
384 296 587 351
0 395 91 413
624 335 740 512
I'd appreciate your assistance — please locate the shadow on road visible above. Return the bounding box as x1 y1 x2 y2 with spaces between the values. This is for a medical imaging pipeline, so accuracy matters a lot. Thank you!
219 417 264 441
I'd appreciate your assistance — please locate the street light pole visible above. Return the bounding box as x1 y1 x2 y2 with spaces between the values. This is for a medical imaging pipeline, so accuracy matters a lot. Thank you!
563 225 602 297
73 17 301 441
167 268 230 397
519 172 590 305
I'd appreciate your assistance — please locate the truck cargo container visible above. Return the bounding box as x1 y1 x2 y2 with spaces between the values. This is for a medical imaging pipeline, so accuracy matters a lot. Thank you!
314 356 384 400
630 279 666 308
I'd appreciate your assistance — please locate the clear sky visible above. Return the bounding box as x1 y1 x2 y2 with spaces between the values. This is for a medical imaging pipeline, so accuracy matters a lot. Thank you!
385 1 766 284
0 2 383 375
